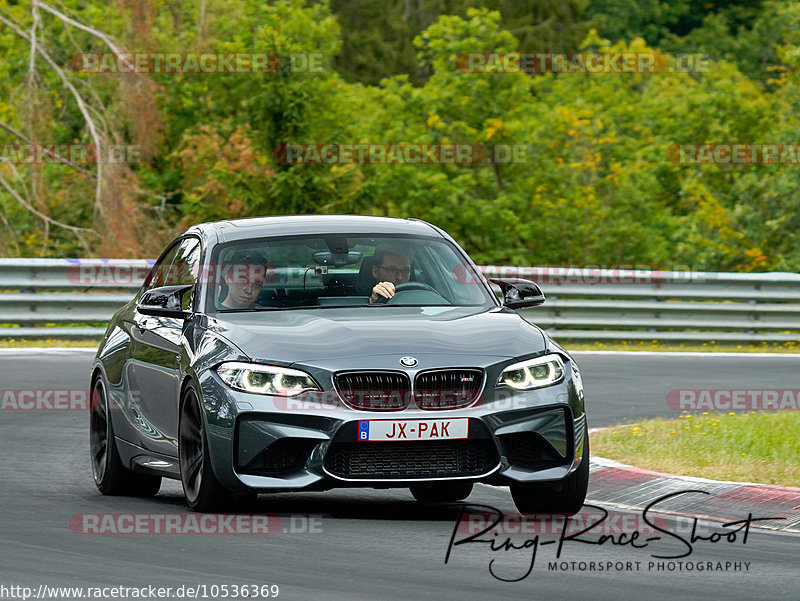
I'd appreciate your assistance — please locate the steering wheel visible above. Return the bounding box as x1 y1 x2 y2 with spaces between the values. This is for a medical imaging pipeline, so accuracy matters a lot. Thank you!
386 281 441 304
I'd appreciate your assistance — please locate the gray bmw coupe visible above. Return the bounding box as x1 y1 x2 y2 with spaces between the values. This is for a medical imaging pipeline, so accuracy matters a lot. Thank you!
90 215 588 513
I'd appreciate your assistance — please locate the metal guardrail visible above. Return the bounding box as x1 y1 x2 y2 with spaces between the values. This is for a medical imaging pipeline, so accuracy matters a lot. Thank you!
0 259 799 342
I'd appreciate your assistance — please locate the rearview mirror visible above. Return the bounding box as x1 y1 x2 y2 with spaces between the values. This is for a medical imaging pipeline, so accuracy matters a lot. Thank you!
313 250 363 267
489 278 545 309
137 285 193 319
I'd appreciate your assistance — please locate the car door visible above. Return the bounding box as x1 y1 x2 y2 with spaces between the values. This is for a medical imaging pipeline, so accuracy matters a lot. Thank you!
120 241 180 449
129 236 201 457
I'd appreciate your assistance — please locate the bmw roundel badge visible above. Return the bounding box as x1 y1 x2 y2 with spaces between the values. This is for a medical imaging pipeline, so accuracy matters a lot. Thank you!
400 356 418 367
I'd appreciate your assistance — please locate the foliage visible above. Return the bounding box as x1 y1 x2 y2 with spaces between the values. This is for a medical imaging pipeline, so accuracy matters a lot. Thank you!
0 0 799 272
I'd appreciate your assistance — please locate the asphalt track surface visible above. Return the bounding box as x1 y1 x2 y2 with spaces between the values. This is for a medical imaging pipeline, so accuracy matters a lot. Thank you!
0 350 797 600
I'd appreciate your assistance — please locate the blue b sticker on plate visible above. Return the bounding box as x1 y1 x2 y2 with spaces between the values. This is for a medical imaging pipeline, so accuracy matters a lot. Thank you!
358 420 370 441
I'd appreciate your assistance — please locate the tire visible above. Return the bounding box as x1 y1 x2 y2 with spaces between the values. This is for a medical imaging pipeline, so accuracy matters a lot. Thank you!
179 384 235 512
510 435 589 515
410 481 474 503
90 376 161 497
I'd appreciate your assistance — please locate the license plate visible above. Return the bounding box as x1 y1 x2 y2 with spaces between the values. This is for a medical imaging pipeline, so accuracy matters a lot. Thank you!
357 418 469 441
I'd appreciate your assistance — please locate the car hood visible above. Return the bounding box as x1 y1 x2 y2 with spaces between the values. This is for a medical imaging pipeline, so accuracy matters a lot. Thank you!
206 306 547 365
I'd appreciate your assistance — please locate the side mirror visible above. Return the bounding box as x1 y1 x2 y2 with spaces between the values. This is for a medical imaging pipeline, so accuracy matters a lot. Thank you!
137 285 193 319
489 278 545 309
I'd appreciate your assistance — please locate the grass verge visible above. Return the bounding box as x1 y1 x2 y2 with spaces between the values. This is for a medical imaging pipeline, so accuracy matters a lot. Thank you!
591 411 800 487
0 339 100 348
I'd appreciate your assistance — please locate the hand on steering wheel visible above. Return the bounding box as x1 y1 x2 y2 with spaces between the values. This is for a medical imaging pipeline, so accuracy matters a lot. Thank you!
385 281 439 304
370 281 439 304
369 281 395 303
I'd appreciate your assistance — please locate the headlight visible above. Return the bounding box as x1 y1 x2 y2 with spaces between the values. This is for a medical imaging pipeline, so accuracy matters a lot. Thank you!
497 354 565 390
216 362 319 396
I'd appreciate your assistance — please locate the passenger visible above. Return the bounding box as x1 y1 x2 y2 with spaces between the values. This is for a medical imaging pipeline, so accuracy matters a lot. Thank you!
217 251 269 309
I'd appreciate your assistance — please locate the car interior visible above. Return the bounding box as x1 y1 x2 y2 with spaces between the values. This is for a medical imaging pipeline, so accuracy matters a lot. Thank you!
213 235 489 310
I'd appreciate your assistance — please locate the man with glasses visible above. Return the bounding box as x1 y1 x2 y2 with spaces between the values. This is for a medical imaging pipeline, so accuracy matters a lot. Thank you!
368 245 413 304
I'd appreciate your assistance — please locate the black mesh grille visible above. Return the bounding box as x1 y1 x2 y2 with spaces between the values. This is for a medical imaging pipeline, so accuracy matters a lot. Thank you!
323 419 499 479
500 432 567 470
414 369 484 409
334 372 411 411
237 438 316 476
324 439 498 479
262 439 304 470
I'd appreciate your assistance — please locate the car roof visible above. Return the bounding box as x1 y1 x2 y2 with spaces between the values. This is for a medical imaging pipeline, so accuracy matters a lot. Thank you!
185 215 444 243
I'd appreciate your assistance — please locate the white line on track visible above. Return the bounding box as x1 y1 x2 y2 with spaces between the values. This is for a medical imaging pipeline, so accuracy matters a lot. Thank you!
1 348 799 357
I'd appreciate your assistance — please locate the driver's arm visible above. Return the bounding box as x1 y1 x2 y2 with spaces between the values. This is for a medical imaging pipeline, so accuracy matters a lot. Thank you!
369 281 395 303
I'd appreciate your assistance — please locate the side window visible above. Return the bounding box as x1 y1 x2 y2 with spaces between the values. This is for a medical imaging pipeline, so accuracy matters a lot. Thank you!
141 242 182 295
165 238 202 310
164 238 201 286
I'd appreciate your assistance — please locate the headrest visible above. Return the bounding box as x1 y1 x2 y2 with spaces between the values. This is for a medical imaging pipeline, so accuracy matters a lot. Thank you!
356 255 378 296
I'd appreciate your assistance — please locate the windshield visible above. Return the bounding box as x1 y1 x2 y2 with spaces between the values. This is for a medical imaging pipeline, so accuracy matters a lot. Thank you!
205 234 495 313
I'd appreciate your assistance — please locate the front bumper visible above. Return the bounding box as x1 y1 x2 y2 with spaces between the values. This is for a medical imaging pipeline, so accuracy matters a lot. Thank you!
198 358 587 492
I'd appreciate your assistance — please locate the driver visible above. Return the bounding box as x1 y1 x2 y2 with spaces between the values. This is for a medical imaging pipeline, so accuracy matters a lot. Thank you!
217 250 269 309
369 245 413 304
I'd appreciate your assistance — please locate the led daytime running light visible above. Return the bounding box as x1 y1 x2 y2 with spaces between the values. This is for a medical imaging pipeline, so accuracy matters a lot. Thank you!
216 362 319 396
498 355 565 390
